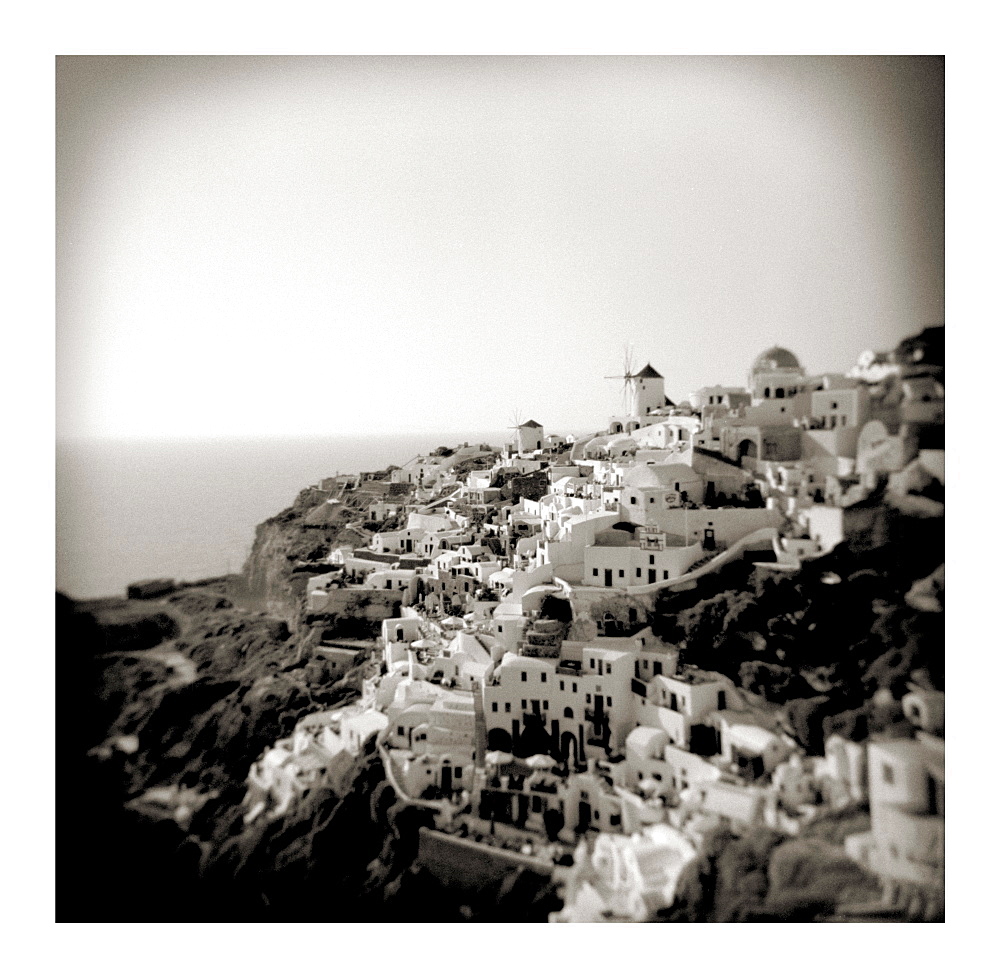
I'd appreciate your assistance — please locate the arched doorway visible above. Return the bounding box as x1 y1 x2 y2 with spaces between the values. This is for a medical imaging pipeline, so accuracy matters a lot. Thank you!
561 731 579 766
487 728 512 752
737 438 758 468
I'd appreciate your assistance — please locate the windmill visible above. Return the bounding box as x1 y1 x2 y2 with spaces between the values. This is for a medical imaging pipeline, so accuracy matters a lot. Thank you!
507 408 525 433
604 344 640 416
507 409 525 454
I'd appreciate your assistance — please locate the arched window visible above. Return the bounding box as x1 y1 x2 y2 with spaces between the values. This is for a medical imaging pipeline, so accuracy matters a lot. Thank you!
564 707 574 719
764 387 771 398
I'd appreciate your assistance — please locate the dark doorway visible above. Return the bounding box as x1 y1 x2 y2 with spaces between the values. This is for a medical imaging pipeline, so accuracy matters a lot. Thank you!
738 439 758 467
577 801 592 833
648 569 656 584
604 569 613 587
440 764 452 795
487 728 512 752
593 695 605 737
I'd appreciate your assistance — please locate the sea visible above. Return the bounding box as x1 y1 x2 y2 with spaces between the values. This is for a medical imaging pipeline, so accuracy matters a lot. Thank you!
56 432 508 600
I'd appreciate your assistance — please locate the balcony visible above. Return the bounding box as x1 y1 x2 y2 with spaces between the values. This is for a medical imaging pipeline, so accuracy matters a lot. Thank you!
556 661 583 677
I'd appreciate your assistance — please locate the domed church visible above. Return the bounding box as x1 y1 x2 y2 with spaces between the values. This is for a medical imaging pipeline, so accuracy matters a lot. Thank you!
748 346 806 401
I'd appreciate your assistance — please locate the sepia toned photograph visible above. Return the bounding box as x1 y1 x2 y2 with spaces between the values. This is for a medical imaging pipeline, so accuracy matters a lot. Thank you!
55 54 944 925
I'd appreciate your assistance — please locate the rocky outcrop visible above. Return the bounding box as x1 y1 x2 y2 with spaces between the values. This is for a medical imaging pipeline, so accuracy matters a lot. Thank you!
240 487 368 624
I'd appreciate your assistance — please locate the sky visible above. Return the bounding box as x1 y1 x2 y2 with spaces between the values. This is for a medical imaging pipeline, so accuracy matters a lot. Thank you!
56 55 944 440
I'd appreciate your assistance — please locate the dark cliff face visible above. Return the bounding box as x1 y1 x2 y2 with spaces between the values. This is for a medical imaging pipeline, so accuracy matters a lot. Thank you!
56 572 369 920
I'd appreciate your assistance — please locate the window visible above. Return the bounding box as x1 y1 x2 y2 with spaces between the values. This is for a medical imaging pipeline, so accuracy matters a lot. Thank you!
586 693 592 704
607 697 613 707
521 699 527 709
541 672 547 683
674 482 680 491
590 658 595 669
397 726 405 736
564 707 574 718
649 555 655 565
454 767 463 780
882 763 894 785
630 496 637 505
572 683 577 693
764 387 770 397
776 387 784 398
831 401 838 410
559 680 565 691
592 568 599 577
606 665 612 675
505 703 511 713
543 700 549 710
636 568 641 577
491 703 498 713
618 569 624 577
521 671 527 682
649 497 655 504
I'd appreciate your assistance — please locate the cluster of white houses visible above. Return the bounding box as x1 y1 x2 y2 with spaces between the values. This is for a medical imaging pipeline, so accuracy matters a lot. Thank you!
244 331 944 921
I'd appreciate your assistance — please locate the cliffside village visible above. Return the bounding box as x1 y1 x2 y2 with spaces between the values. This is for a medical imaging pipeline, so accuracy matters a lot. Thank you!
242 331 944 922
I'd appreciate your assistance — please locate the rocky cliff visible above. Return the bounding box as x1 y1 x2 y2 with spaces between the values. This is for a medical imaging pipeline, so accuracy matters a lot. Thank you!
239 485 367 623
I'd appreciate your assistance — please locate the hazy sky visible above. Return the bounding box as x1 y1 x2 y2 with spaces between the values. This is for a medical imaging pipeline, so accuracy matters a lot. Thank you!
56 55 944 440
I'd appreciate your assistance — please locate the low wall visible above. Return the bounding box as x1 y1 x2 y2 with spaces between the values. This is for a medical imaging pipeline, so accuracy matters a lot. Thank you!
416 827 558 889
